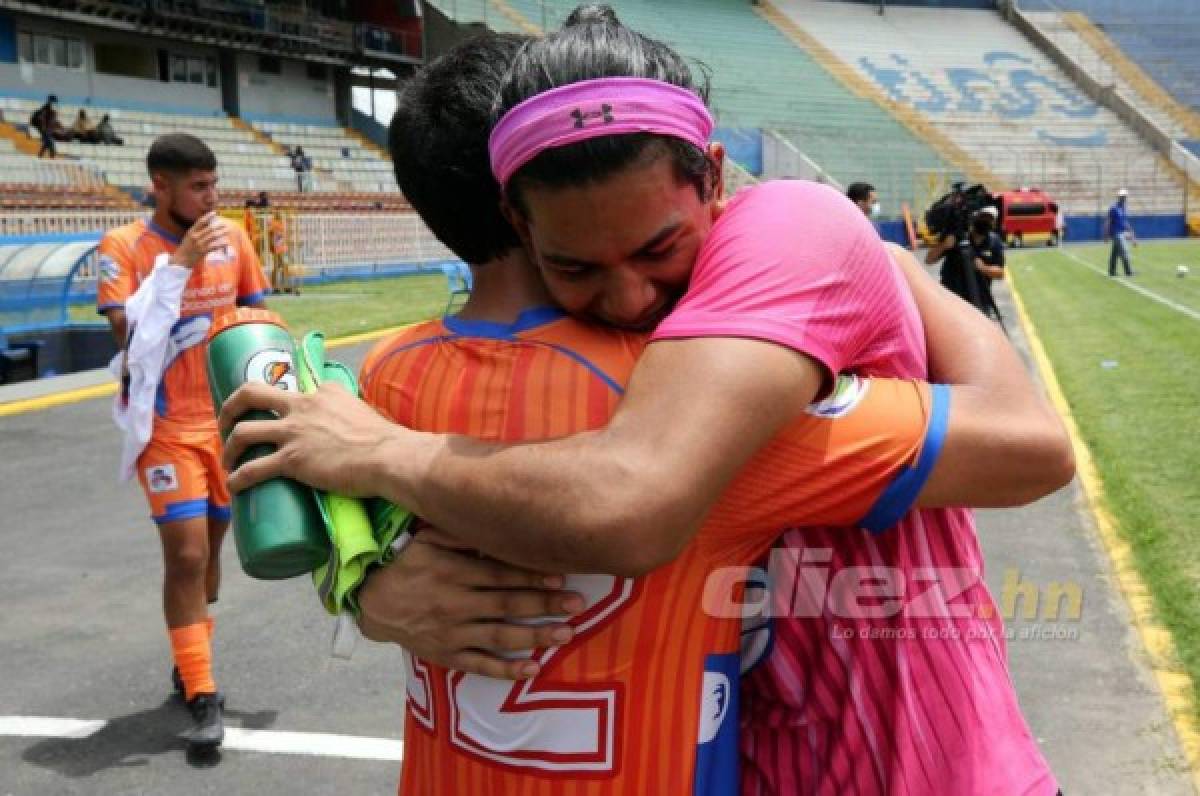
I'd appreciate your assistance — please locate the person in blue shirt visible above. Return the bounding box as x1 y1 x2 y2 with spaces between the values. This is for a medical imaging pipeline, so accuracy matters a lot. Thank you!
1105 188 1137 277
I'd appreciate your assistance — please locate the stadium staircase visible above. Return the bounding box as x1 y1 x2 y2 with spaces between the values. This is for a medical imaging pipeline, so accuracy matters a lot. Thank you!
1049 11 1200 140
1023 1 1200 114
425 0 957 216
756 0 998 192
771 0 1185 215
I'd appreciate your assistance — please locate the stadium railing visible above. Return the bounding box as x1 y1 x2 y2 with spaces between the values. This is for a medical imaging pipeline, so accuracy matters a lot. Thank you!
292 213 456 280
0 212 141 238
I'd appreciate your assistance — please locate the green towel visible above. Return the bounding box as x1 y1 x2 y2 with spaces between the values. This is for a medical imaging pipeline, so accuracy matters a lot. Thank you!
294 331 414 616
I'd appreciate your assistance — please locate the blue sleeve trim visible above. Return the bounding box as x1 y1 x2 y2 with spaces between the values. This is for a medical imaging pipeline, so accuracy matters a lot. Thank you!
97 303 124 315
208 503 232 522
237 290 267 307
153 498 209 525
859 383 951 534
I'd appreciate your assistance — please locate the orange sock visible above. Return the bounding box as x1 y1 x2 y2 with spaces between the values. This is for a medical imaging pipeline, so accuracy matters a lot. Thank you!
205 615 215 641
169 623 216 701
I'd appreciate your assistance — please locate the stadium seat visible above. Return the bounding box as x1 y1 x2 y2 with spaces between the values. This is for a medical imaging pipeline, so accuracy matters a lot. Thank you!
771 0 1187 214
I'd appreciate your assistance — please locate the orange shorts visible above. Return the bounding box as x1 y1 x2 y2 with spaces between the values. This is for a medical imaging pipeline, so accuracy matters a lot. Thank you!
136 429 232 526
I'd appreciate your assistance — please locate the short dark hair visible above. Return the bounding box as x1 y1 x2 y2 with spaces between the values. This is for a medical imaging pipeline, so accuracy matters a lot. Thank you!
146 133 217 176
846 182 875 203
495 4 716 215
389 32 528 265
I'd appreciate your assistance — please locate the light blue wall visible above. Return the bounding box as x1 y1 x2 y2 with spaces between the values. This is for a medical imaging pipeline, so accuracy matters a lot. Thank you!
235 53 336 121
0 15 221 112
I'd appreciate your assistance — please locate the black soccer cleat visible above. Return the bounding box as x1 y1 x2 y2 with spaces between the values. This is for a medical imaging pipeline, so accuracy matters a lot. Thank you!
186 693 225 749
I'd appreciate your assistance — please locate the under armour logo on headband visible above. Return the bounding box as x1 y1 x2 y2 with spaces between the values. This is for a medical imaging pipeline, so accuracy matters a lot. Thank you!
569 104 615 129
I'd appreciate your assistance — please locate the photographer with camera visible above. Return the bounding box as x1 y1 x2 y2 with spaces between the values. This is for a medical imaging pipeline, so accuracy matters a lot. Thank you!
966 207 1006 322
924 183 1001 316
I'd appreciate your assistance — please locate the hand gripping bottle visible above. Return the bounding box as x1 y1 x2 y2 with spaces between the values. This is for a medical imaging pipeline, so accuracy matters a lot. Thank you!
207 307 330 579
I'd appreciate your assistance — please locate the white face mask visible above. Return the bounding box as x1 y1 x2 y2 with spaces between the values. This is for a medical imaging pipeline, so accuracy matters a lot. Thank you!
870 201 882 219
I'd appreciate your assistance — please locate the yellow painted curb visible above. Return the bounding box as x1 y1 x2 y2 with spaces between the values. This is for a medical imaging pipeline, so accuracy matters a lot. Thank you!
1009 268 1200 793
0 382 118 417
0 323 418 418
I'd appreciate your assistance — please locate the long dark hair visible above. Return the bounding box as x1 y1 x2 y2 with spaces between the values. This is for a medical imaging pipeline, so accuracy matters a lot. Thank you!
495 4 717 212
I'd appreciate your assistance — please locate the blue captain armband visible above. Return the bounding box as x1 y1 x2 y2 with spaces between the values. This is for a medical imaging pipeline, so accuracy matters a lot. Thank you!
858 383 951 534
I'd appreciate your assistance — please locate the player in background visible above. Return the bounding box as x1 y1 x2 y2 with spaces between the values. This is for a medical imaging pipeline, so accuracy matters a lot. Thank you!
97 134 269 752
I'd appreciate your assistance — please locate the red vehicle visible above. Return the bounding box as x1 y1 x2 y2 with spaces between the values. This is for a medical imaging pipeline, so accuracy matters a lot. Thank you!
995 188 1060 247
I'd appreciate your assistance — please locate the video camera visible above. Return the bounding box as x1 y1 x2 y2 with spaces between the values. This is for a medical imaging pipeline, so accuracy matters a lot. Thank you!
924 182 995 240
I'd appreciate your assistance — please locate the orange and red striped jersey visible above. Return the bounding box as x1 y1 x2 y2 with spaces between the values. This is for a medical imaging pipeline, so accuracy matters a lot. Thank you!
360 307 939 795
97 217 268 430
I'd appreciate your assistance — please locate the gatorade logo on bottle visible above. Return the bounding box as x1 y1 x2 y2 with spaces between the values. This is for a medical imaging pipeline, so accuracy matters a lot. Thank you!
245 349 299 392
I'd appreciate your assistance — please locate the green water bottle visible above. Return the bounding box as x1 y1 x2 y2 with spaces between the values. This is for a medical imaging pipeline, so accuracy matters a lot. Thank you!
206 308 330 580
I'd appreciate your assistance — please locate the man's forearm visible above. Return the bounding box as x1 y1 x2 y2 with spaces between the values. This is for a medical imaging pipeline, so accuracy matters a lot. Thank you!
370 425 669 576
365 337 822 576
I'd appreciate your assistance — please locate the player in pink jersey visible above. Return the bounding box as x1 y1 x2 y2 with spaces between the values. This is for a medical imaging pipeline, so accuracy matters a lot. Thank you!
221 7 1072 793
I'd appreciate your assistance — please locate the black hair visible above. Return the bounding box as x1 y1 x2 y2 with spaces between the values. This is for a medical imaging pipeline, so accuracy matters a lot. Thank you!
389 32 528 265
846 182 875 203
495 4 716 214
146 133 217 175
971 213 994 236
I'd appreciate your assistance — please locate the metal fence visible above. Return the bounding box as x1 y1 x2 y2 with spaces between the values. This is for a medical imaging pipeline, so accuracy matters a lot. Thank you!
291 213 455 272
0 212 141 238
0 211 455 277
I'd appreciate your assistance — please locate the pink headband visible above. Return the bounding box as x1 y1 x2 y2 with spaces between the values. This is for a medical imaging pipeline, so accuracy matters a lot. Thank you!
488 77 714 187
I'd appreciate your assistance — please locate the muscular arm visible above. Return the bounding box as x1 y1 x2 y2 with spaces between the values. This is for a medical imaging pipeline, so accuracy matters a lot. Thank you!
888 245 1073 506
384 339 826 575
224 338 827 577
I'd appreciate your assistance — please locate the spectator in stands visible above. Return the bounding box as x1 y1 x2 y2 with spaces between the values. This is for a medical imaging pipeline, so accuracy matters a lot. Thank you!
256 190 270 208
95 114 124 146
846 181 880 219
30 94 59 158
1105 188 1137 277
70 109 99 143
290 146 313 192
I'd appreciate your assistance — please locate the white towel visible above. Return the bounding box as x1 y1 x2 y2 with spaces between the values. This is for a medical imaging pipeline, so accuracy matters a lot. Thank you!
109 253 192 482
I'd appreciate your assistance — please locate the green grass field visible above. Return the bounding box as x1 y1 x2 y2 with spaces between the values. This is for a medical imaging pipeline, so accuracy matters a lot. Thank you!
263 274 449 339
72 273 451 340
1010 240 1200 714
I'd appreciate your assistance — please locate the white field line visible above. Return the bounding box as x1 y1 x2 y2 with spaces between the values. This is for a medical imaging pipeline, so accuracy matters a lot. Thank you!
0 715 403 762
1046 246 1200 324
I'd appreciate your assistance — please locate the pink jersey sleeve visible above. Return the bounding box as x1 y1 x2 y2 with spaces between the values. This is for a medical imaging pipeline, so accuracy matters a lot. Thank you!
651 180 916 381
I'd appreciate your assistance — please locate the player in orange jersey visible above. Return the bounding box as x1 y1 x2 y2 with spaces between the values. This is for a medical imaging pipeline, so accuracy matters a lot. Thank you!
98 133 269 753
220 34 1065 794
